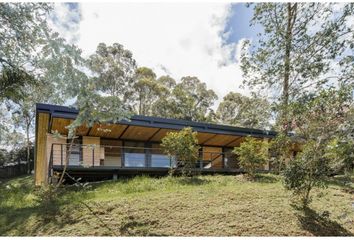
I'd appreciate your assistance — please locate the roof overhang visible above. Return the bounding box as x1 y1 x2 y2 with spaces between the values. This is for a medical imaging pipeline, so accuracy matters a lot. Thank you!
36 103 277 147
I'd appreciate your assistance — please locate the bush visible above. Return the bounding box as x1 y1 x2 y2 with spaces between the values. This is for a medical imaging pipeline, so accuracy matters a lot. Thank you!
233 136 269 178
283 140 330 207
161 127 200 177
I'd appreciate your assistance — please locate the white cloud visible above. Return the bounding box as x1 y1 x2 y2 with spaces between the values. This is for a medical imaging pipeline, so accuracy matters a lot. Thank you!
52 3 248 106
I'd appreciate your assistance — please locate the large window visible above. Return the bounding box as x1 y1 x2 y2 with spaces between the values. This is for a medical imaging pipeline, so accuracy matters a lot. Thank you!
151 144 172 168
124 141 146 167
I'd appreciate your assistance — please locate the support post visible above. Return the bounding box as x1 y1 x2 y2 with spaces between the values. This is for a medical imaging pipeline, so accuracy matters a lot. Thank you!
92 148 95 167
61 144 63 166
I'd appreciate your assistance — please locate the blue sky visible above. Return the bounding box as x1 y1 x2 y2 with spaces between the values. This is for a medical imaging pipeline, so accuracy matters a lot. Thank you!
223 4 259 45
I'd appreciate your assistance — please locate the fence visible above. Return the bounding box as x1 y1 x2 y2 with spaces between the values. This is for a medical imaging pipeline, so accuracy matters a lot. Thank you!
0 163 31 179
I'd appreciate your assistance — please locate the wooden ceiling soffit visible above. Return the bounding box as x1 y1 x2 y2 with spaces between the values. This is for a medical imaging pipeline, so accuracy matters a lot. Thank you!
50 117 89 136
120 126 160 141
149 128 177 142
226 136 243 147
88 123 128 138
196 132 216 144
203 134 239 146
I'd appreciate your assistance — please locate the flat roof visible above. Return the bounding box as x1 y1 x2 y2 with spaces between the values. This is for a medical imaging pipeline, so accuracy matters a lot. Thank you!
36 103 277 138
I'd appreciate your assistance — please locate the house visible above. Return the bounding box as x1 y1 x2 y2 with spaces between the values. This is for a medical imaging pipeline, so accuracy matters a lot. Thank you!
34 103 277 185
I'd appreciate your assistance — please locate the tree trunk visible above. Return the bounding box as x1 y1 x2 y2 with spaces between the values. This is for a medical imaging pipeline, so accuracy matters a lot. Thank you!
281 3 297 134
25 119 31 174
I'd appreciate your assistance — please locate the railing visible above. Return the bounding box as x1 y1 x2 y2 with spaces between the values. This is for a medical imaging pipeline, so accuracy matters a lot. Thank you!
48 143 238 178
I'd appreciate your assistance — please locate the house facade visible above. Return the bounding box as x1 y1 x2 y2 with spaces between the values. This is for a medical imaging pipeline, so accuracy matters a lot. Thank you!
34 103 277 185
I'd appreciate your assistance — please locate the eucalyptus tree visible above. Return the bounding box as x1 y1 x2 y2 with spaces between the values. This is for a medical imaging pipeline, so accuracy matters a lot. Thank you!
170 76 218 122
133 67 168 115
151 75 176 118
241 3 354 133
216 92 272 129
0 3 53 101
87 43 137 108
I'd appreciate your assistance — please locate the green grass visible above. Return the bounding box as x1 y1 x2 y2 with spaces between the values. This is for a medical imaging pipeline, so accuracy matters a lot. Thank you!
0 174 353 236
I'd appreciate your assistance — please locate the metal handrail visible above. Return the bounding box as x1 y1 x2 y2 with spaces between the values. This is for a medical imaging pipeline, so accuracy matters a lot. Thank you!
49 143 229 169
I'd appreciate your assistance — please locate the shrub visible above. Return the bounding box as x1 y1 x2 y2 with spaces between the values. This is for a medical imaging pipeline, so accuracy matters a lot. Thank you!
269 133 293 174
233 136 269 178
161 127 200 177
283 140 330 207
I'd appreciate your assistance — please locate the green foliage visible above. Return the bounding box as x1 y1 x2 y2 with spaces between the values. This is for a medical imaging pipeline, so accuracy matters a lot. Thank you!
283 140 330 207
241 3 354 131
233 136 269 178
161 127 200 176
133 67 168 115
87 42 137 102
269 133 293 173
169 76 218 122
283 87 353 207
325 138 354 176
216 91 272 129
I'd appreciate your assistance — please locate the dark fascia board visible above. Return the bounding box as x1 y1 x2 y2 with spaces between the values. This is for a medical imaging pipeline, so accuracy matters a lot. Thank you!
36 103 277 138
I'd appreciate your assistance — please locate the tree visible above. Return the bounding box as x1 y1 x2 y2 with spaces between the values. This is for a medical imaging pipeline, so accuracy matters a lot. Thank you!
233 136 269 178
0 3 53 101
133 67 168 115
325 138 354 177
170 76 218 122
151 75 177 118
241 3 354 133
87 43 137 107
161 127 200 176
216 92 271 129
283 87 353 206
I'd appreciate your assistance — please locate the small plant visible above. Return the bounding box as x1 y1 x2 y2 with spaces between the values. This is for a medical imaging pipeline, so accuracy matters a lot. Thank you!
34 184 62 218
233 136 269 179
161 127 200 177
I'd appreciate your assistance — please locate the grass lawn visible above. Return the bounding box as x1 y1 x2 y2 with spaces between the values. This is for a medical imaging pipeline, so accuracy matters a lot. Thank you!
0 174 353 236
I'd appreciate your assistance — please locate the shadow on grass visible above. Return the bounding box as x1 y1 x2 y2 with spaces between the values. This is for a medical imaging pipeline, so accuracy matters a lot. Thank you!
119 215 164 236
296 207 353 236
253 174 280 183
0 180 88 235
326 176 354 194
175 177 211 186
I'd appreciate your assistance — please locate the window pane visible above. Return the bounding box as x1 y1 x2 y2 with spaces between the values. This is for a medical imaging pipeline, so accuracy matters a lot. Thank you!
151 154 171 167
125 153 145 167
151 143 171 168
124 141 145 167
69 145 80 166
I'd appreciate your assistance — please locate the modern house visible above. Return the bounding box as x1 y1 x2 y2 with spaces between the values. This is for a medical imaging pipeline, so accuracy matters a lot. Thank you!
34 103 277 185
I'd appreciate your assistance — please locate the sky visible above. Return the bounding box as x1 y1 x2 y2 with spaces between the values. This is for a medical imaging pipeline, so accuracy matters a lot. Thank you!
51 2 260 104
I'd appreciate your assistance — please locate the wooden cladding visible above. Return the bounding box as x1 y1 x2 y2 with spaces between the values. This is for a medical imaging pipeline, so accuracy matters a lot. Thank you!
46 134 67 166
35 113 50 185
82 136 101 166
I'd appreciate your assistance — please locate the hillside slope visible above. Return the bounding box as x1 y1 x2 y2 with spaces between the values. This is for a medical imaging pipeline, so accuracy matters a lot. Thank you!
0 174 353 236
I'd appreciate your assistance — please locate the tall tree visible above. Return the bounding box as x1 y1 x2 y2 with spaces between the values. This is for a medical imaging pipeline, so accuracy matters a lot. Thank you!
0 3 53 101
241 3 354 133
151 75 176 118
87 42 137 108
170 76 218 122
133 67 168 115
216 92 271 129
